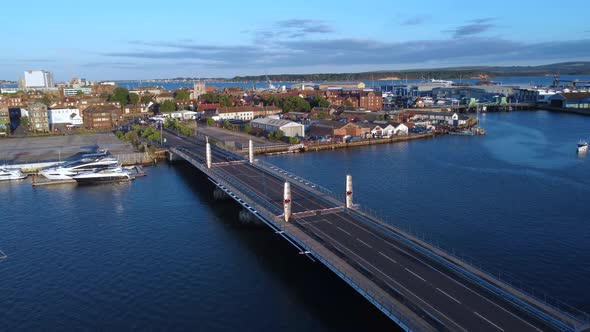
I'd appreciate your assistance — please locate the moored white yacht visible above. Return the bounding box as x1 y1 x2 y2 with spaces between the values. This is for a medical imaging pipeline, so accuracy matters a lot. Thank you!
72 166 134 185
0 167 27 181
40 156 119 180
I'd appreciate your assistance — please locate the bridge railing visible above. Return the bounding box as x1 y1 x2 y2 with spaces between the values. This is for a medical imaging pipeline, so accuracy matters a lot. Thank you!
347 204 590 327
284 221 427 332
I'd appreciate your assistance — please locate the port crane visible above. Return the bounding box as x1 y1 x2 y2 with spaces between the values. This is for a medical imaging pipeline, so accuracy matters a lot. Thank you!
552 74 590 88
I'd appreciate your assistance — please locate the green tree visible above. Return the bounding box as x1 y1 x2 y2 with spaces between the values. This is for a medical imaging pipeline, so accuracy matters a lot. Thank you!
40 94 52 107
310 95 330 108
140 126 160 142
124 131 139 145
244 125 252 134
343 100 354 107
141 95 153 103
76 90 85 97
275 130 284 141
281 95 310 113
20 116 29 130
265 95 281 106
218 95 232 107
200 92 219 103
207 118 215 126
159 100 177 113
109 87 130 105
129 93 139 105
174 90 190 100
289 137 300 144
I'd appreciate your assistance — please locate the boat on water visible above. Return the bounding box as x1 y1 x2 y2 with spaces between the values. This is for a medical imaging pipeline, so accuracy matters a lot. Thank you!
72 166 134 185
449 130 475 136
0 167 27 181
40 156 119 180
577 140 588 153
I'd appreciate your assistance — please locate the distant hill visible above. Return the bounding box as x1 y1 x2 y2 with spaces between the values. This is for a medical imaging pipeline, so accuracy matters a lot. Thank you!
230 62 590 82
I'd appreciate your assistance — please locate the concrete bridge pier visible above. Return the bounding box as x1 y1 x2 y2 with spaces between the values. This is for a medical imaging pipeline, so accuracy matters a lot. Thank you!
284 181 292 222
346 174 353 208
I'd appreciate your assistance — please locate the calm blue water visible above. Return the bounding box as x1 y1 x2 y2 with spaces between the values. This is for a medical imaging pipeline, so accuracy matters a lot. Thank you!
1 111 589 330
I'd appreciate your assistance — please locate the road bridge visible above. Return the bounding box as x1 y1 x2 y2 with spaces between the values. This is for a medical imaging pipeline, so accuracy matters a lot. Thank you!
163 129 589 332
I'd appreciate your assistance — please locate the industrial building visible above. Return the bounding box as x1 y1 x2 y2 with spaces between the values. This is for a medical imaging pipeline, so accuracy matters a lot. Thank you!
250 117 305 137
549 92 590 109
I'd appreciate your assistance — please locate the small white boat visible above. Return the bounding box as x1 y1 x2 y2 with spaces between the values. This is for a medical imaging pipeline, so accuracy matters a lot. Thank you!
577 140 588 154
0 167 27 181
72 166 134 185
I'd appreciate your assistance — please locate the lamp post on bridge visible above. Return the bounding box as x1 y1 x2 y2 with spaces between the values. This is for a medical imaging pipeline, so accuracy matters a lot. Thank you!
206 136 212 169
284 181 291 222
346 174 353 209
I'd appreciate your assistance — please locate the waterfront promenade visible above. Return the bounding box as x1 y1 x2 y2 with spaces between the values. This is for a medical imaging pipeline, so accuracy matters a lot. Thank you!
163 129 589 332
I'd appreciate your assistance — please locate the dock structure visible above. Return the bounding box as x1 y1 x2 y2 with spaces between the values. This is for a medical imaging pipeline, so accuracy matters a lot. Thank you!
164 129 589 332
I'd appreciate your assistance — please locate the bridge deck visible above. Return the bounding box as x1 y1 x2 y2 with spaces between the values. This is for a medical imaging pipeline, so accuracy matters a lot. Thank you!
164 129 587 332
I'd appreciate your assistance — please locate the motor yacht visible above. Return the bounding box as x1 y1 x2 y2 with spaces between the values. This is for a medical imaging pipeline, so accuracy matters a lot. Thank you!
40 157 119 180
0 167 27 181
72 166 134 185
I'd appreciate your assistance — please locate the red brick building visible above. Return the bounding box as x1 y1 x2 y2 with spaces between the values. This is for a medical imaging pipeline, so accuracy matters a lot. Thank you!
83 106 121 129
325 90 382 111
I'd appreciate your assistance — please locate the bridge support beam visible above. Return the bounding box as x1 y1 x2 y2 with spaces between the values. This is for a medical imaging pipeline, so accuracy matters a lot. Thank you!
248 140 254 164
283 181 292 222
206 143 212 169
346 174 353 209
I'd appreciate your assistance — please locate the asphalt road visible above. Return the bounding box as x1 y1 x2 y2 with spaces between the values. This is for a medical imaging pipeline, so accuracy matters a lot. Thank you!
165 130 576 332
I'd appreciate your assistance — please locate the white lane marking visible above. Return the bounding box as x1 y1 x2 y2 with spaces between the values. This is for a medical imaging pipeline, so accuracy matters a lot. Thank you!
336 226 351 236
356 238 373 248
325 220 333 225
307 224 469 332
437 288 462 304
474 312 505 331
378 251 398 264
405 268 426 282
338 215 544 331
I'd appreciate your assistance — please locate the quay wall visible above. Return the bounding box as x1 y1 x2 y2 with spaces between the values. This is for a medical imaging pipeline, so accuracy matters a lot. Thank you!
304 133 434 152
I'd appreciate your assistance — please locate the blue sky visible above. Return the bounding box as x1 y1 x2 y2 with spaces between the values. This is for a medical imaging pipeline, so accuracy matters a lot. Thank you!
1 0 589 80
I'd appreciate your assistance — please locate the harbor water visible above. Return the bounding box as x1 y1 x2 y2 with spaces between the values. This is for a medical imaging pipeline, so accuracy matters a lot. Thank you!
1 110 589 330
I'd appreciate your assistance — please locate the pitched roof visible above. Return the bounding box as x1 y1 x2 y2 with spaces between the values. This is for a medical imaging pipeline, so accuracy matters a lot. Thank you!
557 92 590 100
251 117 301 127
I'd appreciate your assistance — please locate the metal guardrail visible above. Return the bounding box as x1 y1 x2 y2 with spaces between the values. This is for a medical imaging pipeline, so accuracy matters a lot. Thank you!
347 204 590 328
